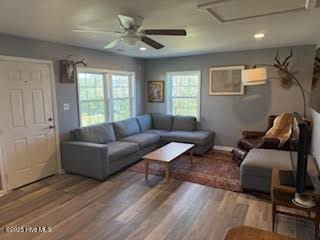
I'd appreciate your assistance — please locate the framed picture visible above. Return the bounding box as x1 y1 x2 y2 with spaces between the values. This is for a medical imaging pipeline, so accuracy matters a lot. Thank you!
209 65 245 95
148 81 165 102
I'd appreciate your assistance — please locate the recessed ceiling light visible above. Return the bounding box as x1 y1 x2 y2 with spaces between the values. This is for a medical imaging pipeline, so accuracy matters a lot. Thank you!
139 47 147 51
254 33 265 39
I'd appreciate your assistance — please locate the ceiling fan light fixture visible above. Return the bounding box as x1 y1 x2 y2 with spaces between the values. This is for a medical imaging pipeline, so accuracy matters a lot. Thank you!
254 33 265 39
123 36 140 46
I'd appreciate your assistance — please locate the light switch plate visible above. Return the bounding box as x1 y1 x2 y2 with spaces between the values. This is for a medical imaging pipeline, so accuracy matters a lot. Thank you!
63 103 70 111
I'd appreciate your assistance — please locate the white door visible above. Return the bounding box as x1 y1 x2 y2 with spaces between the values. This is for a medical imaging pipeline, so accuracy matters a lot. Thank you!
0 59 58 190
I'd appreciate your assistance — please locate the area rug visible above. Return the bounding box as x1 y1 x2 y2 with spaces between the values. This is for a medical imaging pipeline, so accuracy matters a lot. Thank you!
129 150 242 192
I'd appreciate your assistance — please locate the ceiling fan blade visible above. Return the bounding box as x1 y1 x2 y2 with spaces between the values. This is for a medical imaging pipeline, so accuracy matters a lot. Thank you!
104 39 120 49
143 29 187 36
72 29 123 34
118 15 135 29
141 36 164 49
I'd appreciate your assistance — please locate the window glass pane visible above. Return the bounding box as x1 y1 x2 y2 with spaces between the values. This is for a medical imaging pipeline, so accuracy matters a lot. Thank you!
96 88 104 99
78 73 87 87
79 88 87 101
95 74 103 87
87 88 96 100
169 72 200 118
111 74 132 121
113 99 130 122
86 74 95 87
78 73 106 126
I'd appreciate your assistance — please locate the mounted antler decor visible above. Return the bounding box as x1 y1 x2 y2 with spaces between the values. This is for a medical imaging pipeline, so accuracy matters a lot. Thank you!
242 48 307 118
60 55 87 83
274 49 293 89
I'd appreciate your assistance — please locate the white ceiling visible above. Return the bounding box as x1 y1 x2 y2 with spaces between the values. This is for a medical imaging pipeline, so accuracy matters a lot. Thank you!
0 0 319 58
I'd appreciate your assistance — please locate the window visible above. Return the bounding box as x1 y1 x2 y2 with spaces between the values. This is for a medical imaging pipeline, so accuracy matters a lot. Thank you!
77 69 135 126
78 73 106 127
167 71 201 119
109 73 135 122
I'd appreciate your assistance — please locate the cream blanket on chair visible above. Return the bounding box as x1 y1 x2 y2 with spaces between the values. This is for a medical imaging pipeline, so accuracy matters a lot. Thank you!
265 113 300 147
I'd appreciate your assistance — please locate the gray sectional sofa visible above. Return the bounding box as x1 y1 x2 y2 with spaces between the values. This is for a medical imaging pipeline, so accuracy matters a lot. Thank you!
61 113 215 180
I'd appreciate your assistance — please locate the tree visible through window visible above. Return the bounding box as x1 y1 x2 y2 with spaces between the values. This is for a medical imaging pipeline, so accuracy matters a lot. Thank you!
167 71 201 118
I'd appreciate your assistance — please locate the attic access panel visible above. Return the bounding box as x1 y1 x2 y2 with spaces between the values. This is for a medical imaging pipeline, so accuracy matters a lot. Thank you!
198 0 318 23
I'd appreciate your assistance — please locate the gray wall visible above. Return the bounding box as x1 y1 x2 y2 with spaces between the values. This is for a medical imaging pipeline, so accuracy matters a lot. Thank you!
145 45 316 147
0 34 145 140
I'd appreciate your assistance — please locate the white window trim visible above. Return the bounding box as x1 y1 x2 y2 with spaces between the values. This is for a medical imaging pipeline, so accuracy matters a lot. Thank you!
166 70 201 120
77 67 136 126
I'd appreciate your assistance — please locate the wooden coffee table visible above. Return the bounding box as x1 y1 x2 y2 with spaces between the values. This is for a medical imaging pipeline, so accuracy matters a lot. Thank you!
143 142 195 182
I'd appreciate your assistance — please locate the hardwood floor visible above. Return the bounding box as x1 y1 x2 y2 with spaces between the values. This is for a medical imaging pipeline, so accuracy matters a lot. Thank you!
0 170 315 240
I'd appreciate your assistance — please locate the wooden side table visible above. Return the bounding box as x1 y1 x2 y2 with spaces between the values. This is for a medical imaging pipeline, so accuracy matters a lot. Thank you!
224 226 295 240
271 168 320 239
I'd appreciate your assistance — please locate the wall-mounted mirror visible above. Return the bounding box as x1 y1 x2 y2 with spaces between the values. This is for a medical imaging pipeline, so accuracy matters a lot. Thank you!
310 48 320 113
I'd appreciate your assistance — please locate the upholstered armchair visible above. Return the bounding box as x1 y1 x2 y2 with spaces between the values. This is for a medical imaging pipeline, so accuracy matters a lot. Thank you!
232 115 297 164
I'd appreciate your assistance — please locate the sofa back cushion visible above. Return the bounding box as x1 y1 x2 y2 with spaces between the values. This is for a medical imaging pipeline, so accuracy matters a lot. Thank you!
172 116 197 131
152 113 173 131
136 114 152 132
71 123 116 144
113 118 140 140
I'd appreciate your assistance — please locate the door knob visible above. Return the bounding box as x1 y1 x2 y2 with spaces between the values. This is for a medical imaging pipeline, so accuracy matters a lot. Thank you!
48 118 53 122
49 125 55 129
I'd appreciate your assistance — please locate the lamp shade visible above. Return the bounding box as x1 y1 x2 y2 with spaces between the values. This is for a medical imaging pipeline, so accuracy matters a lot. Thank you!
242 68 267 86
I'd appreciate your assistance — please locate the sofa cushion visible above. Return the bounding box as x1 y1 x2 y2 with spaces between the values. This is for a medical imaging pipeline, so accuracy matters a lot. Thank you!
152 113 173 130
136 114 152 132
120 133 160 149
107 141 139 162
161 131 215 145
172 116 197 131
71 123 116 144
113 118 140 140
144 129 169 135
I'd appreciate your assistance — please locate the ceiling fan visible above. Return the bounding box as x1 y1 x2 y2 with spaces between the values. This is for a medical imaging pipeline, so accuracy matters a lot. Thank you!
72 14 187 50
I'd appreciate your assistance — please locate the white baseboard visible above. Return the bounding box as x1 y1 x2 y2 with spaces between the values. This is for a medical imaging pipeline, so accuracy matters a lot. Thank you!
213 145 234 152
